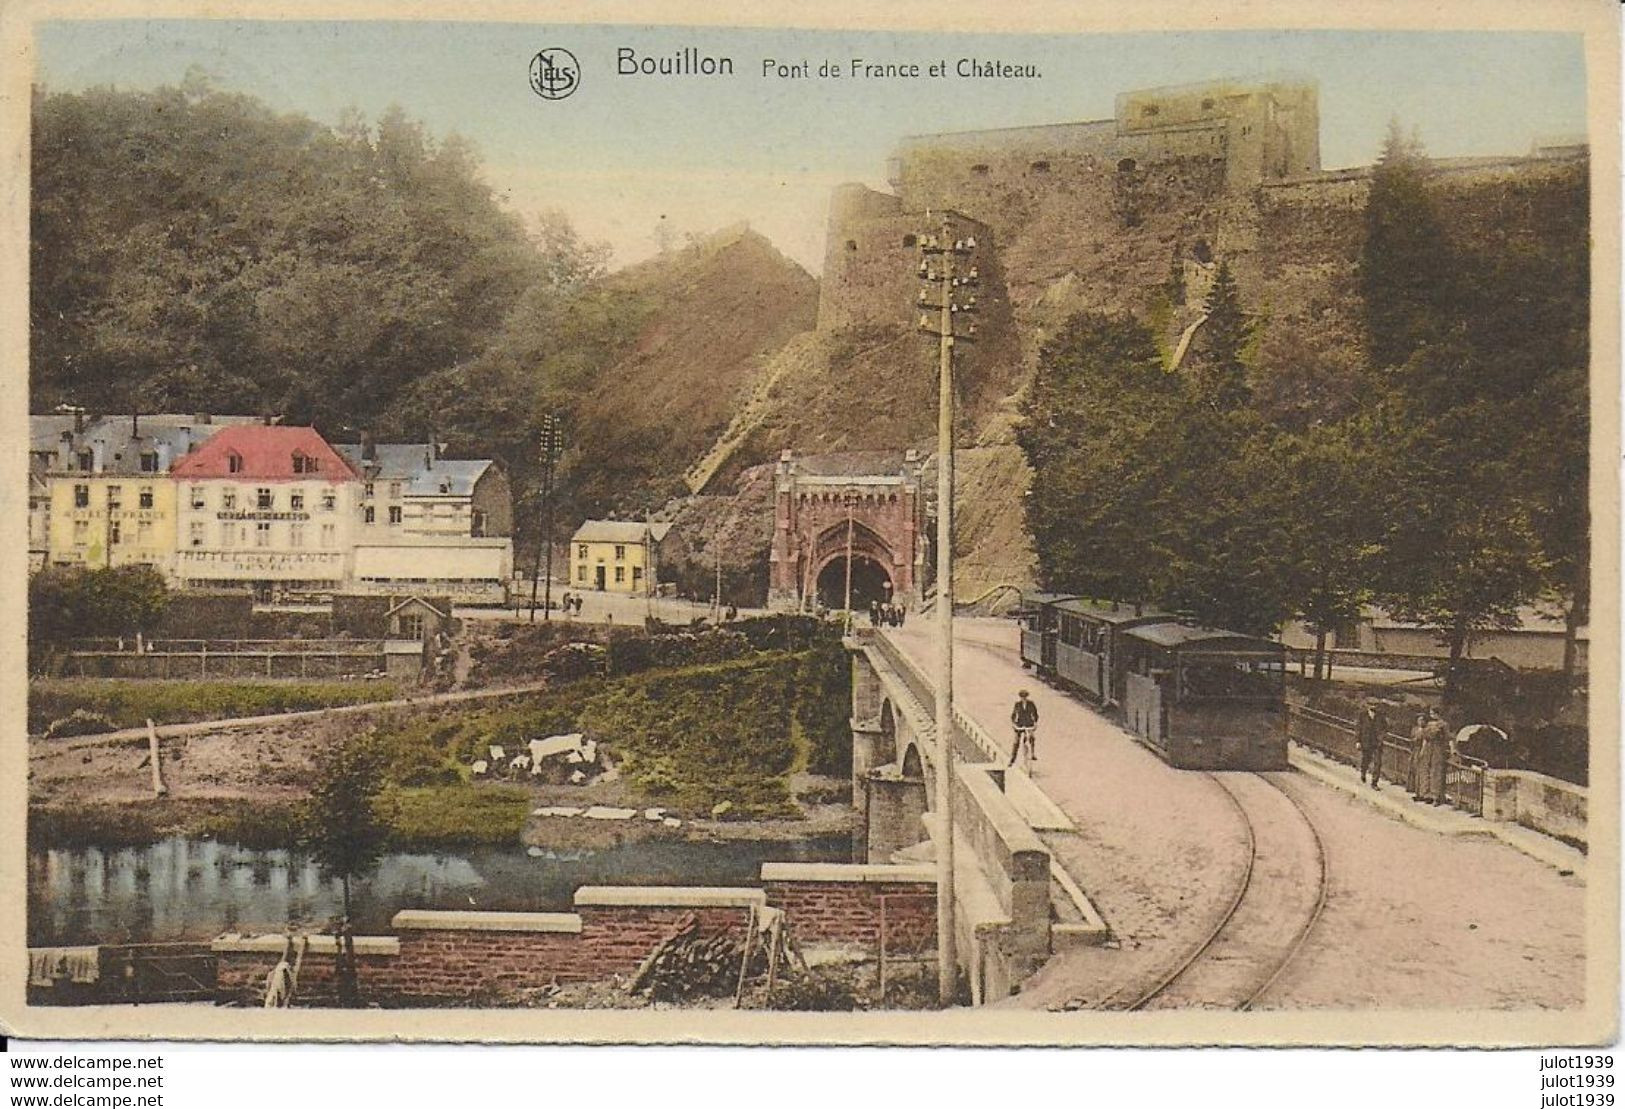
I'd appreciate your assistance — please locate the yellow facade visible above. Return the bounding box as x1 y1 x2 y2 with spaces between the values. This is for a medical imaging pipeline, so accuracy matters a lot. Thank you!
47 474 178 572
571 538 650 593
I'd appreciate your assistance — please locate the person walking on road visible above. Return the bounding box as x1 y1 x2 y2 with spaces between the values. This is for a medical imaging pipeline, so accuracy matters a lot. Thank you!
1356 698 1388 788
1408 713 1430 800
1009 689 1040 768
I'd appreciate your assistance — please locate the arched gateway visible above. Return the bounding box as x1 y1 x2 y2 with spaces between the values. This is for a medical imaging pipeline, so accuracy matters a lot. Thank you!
767 449 927 612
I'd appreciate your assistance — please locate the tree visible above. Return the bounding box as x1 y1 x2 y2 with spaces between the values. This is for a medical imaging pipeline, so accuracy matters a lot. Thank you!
1190 261 1252 412
1359 120 1455 370
29 565 170 669
301 734 388 1007
1018 312 1182 605
1271 420 1387 679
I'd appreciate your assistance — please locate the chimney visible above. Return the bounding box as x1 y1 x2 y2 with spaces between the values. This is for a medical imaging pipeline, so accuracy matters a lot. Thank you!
131 412 140 438
58 429 72 469
362 431 376 462
156 442 172 471
90 440 105 473
423 446 433 471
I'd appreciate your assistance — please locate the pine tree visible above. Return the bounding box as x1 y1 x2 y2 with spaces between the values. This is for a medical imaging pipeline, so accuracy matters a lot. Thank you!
1359 119 1454 369
1193 261 1252 412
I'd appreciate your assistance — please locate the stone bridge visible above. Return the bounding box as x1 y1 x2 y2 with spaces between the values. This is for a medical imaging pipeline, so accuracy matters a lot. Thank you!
846 627 1105 1002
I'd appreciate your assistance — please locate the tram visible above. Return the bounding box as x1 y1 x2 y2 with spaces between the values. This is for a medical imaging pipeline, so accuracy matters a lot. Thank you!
1019 595 1288 770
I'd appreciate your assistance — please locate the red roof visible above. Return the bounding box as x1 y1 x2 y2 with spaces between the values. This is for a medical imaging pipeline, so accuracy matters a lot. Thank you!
169 426 359 482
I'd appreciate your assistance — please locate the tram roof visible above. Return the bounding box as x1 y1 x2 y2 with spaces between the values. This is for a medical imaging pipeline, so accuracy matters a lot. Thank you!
1124 622 1283 652
1048 597 1171 624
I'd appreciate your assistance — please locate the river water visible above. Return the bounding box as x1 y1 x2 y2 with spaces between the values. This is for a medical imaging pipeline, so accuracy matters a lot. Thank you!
27 834 852 946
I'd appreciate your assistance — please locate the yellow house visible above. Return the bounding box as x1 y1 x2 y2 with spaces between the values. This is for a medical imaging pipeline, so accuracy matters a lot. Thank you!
38 415 253 574
570 520 670 593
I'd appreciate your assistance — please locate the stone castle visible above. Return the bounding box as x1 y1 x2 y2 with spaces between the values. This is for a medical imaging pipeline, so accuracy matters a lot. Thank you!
817 75 1585 360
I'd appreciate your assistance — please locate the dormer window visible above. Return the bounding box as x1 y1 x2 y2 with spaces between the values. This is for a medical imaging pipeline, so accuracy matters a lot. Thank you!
139 451 159 472
77 450 92 472
227 451 244 474
292 451 319 475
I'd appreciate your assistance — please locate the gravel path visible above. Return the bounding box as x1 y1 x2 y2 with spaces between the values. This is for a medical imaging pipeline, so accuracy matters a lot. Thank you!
882 618 1586 1011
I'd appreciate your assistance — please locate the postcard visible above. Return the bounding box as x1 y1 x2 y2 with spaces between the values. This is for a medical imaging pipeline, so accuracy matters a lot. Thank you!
0 0 1616 1046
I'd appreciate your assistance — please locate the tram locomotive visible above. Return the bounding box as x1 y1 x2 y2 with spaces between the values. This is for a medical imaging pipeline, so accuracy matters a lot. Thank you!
1019 596 1288 770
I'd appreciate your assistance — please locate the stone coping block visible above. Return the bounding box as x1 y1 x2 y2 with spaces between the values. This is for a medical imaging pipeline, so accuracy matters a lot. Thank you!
212 933 401 956
572 885 767 909
759 862 937 885
391 909 584 934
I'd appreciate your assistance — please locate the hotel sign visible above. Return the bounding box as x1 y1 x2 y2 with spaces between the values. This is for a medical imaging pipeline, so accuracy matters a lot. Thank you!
217 510 311 521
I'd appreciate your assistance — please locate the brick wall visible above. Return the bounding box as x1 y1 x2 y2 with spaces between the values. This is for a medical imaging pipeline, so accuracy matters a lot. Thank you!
762 864 936 950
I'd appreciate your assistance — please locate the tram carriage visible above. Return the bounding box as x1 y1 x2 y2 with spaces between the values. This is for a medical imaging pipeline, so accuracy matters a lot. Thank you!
1118 623 1287 770
1018 595 1288 770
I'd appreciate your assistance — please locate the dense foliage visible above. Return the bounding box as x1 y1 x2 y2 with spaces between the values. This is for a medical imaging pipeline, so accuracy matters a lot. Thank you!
1020 122 1588 690
29 566 170 668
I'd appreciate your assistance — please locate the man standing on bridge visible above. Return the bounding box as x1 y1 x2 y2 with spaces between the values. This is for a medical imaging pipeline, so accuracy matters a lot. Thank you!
1009 689 1040 767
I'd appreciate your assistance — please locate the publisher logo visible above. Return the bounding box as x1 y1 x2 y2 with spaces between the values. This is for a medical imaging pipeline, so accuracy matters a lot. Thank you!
529 48 581 100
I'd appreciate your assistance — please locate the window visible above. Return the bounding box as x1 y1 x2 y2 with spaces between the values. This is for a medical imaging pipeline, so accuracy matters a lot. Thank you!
138 487 154 509
389 482 402 498
109 521 121 544
321 491 336 511
632 566 643 584
72 520 89 546
1118 158 1137 173
190 486 205 510
221 524 234 549
614 566 625 583
290 491 305 511
222 490 236 510
77 450 93 472
614 545 626 561
292 451 319 475
139 451 159 473
844 239 857 252
257 488 273 510
902 234 917 248
364 482 375 499
189 522 205 548
577 544 588 559
227 451 244 474
577 566 587 582
396 614 424 639
388 506 402 525
73 484 89 508
472 510 487 537
289 524 304 548
105 486 121 510
137 519 152 542
321 523 335 548
255 522 271 548
364 506 376 524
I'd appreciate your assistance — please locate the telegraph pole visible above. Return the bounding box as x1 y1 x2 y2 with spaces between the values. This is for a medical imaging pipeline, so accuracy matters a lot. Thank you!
843 490 856 633
530 413 564 622
918 213 977 1006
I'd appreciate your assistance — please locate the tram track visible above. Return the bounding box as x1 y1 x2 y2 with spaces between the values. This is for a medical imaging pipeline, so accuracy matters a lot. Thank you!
1097 770 1329 1012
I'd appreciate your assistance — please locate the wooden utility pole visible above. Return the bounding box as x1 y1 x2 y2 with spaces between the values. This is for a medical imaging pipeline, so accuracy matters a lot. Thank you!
843 490 856 633
918 212 978 1005
529 414 564 622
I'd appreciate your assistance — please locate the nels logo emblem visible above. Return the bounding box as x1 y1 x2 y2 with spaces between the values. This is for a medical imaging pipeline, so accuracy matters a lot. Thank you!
529 48 580 100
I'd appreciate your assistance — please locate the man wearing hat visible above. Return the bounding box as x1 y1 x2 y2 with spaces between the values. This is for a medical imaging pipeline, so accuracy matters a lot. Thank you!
1009 689 1040 768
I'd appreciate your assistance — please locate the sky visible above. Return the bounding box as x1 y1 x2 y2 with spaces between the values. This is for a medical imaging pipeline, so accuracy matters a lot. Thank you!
33 21 1589 273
